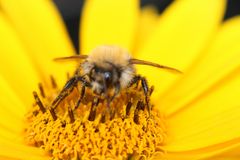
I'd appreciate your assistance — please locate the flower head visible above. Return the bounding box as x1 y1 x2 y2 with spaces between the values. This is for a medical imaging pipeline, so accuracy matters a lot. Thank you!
0 0 240 159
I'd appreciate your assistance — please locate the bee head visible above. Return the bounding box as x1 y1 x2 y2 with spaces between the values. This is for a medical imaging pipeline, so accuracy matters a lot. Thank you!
88 62 120 95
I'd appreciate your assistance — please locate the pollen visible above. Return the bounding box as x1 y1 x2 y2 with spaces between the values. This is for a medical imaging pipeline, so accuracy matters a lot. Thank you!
24 76 167 160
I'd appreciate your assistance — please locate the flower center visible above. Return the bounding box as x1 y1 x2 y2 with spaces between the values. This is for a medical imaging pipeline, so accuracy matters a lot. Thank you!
24 76 167 160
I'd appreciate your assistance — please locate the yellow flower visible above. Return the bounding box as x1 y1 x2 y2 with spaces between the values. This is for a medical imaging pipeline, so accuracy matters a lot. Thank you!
0 0 240 159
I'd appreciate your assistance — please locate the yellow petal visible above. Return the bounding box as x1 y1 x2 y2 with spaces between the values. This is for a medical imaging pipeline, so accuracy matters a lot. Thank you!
161 17 240 116
210 144 240 159
135 0 226 101
0 81 47 158
163 140 240 160
210 158 239 160
0 129 20 143
0 138 48 160
133 6 159 51
0 157 17 160
0 13 39 106
80 0 139 54
0 76 25 133
164 69 240 153
0 0 75 87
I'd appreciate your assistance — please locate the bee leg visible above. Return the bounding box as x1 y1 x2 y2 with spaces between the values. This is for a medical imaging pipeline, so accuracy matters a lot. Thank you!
109 82 120 102
52 76 90 109
51 77 76 109
127 75 141 88
74 85 86 110
128 75 151 118
139 77 151 118
105 82 120 120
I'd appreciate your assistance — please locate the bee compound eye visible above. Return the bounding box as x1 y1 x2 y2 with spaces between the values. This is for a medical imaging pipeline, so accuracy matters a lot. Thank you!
104 72 112 83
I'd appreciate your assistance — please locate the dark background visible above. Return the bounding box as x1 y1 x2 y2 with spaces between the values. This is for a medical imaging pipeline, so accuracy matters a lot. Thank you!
53 0 240 52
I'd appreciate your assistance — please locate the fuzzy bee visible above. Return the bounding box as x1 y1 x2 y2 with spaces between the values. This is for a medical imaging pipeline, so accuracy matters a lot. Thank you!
52 45 181 114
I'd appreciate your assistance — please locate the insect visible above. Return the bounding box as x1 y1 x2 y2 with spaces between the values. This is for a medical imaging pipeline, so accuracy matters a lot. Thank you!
51 45 182 115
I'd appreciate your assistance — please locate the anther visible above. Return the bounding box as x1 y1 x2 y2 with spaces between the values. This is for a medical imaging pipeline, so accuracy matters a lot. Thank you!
43 119 48 124
61 121 66 128
33 91 46 113
68 106 75 123
66 72 70 80
88 101 97 121
126 102 132 116
127 154 134 160
136 101 145 111
149 86 154 96
108 144 113 149
32 110 39 116
134 108 140 124
49 108 57 121
38 83 45 98
101 114 106 123
88 109 96 121
134 100 145 124
110 109 115 120
50 75 57 89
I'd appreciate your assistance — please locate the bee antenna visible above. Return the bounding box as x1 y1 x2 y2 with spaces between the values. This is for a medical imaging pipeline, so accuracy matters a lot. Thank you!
53 55 88 62
129 58 182 74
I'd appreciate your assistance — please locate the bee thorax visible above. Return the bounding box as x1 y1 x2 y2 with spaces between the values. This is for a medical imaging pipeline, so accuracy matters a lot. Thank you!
119 66 135 89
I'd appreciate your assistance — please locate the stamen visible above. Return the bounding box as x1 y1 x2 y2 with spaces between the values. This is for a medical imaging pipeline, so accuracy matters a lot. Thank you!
88 102 97 121
25 79 167 160
134 104 140 124
38 83 45 98
126 101 132 116
68 106 75 123
136 100 145 111
33 91 46 113
109 109 116 120
101 113 106 123
61 120 66 128
66 72 70 80
50 75 57 89
49 108 57 121
149 86 154 96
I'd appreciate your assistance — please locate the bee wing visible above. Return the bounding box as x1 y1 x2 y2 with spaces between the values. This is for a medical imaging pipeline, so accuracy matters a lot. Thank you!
130 58 182 74
54 55 88 62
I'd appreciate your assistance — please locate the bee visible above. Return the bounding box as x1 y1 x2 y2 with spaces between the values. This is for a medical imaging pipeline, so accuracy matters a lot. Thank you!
52 46 181 115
